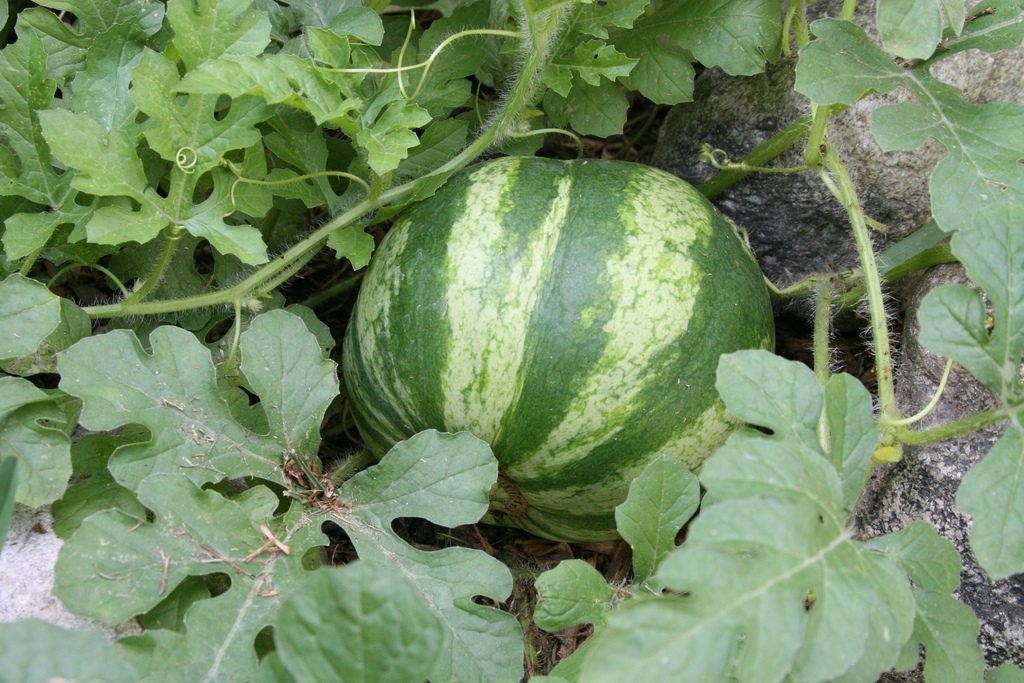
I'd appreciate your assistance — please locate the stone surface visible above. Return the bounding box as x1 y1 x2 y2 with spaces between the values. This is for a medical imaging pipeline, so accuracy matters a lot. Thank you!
0 505 138 637
652 7 1024 287
857 265 1024 669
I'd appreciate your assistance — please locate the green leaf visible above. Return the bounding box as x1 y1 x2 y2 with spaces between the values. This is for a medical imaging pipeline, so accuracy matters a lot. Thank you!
58 309 337 490
911 590 986 683
794 19 904 105
330 6 385 45
990 664 1024 683
355 101 433 175
59 475 328 682
40 0 166 135
938 0 1024 57
166 0 272 70
1 297 91 376
274 563 446 683
85 201 169 246
39 109 154 205
326 225 376 270
579 351 915 682
535 559 616 632
178 54 363 128
876 0 951 59
0 274 61 359
796 18 1024 235
332 430 524 683
135 50 273 178
614 456 699 583
572 0 649 39
561 80 630 137
396 118 469 179
715 350 822 450
549 39 637 88
917 205 1023 579
956 425 1024 580
824 373 877 515
0 458 16 550
0 377 73 507
612 31 695 104
626 0 781 76
51 433 148 540
0 619 137 683
0 30 71 208
866 521 962 594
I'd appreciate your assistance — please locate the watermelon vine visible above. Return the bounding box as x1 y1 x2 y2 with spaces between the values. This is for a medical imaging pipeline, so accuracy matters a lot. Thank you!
0 1 1022 681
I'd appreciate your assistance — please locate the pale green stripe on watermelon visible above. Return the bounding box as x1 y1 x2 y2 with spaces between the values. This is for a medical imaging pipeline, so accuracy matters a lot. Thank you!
440 160 570 440
504 166 704 480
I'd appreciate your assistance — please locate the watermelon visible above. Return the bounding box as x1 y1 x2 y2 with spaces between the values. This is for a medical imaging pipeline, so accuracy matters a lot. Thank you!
342 156 774 541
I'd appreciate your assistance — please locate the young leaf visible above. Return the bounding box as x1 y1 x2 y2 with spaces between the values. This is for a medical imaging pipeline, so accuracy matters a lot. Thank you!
796 18 1024 235
0 619 137 683
330 430 524 683
534 559 616 633
0 376 72 507
274 563 446 683
533 558 616 682
578 351 914 683
614 456 699 584
326 225 376 270
917 205 1024 579
58 309 338 490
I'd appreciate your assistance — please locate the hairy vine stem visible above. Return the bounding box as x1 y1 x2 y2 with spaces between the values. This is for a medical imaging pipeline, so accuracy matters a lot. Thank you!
820 146 898 420
83 5 570 320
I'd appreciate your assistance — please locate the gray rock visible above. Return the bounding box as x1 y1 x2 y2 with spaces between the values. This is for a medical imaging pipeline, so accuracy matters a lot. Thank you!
857 265 1024 669
652 13 1024 287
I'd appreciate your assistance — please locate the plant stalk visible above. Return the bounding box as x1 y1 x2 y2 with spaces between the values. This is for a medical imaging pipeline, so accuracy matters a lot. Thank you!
893 408 1007 445
699 115 812 199
820 147 898 419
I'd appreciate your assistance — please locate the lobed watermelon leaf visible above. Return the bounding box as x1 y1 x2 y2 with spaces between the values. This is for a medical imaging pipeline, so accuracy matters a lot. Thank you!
52 310 520 683
795 10 1024 236
917 204 1024 579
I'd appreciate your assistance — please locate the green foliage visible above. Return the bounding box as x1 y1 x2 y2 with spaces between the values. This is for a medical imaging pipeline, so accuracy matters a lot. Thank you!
0 620 137 683
795 6 1024 236
1 0 1022 680
918 205 1024 579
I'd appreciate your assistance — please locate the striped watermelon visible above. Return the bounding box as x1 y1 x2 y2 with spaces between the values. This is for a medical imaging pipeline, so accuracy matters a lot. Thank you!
342 156 774 541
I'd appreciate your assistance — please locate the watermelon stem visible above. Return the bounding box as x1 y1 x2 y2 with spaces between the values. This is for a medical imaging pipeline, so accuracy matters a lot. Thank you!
819 145 899 421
